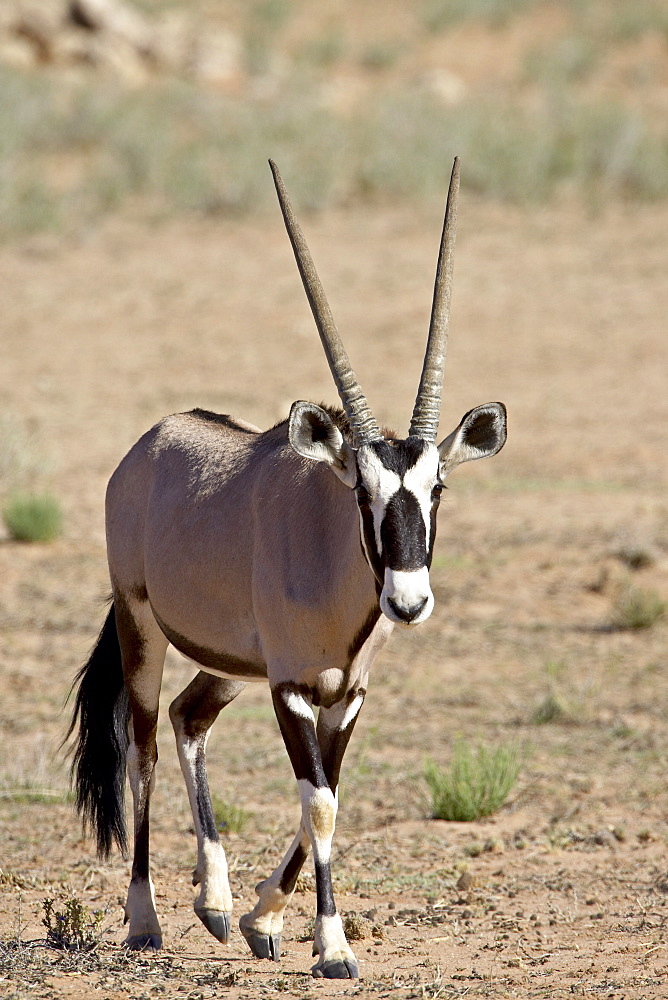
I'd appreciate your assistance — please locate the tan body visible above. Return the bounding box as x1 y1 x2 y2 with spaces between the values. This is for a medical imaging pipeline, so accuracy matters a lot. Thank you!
107 409 389 701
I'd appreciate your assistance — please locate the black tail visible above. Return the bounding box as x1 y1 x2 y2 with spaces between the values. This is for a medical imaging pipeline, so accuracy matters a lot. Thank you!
65 602 130 858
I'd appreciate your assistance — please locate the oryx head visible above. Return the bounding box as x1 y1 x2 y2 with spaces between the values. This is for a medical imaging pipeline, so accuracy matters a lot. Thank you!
271 159 507 628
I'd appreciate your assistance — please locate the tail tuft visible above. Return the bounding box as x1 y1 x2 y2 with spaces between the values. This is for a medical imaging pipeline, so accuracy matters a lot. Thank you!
65 603 130 857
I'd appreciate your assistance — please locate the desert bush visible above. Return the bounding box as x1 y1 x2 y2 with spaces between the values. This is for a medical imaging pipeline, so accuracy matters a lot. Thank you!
610 585 666 630
2 55 668 239
354 91 668 205
42 897 103 952
424 740 523 822
3 492 62 542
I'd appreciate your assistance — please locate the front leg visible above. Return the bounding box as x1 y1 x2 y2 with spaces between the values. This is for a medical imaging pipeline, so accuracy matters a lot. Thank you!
238 685 365 969
239 825 310 961
269 682 363 979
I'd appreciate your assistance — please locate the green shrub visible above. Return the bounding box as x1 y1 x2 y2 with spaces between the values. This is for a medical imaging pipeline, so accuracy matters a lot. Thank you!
3 492 62 542
425 740 523 822
211 794 251 835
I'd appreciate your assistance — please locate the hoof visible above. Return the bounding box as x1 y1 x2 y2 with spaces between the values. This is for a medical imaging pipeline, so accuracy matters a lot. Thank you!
239 922 281 961
124 933 162 952
312 959 358 979
195 907 231 944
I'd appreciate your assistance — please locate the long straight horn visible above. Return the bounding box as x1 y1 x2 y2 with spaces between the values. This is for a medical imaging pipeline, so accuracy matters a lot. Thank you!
409 156 460 442
269 160 382 448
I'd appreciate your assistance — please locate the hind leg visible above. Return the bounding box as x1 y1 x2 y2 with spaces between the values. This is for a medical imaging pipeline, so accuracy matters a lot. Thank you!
116 593 169 952
169 671 245 944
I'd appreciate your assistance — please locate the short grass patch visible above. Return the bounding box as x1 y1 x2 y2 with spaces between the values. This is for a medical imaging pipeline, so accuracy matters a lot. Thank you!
3 492 62 542
610 584 666 630
530 660 584 725
424 740 524 822
211 794 251 835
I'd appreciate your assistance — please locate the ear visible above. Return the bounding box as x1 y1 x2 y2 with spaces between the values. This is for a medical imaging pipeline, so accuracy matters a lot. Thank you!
438 402 507 474
288 401 357 487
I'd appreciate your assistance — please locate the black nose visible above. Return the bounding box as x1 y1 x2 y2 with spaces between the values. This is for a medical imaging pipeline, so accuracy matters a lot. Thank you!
387 596 428 623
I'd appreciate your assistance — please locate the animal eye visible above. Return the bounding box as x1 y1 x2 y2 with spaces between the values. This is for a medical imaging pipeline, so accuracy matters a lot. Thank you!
431 483 444 500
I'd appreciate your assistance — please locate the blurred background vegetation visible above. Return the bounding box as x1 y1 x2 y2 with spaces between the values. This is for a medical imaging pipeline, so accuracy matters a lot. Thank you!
1 0 667 238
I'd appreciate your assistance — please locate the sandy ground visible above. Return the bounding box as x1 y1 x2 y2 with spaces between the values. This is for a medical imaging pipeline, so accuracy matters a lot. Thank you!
1 191 667 998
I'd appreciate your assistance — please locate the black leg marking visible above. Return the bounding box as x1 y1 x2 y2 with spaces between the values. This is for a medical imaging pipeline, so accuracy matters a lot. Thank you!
169 673 245 945
317 689 366 793
278 839 309 896
170 673 245 847
115 594 168 953
272 684 326 787
314 860 336 918
194 744 218 841
271 685 338 921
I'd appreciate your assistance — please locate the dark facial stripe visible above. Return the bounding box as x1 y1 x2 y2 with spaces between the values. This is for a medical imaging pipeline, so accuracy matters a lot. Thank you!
380 486 427 571
369 436 428 474
427 493 441 568
355 484 384 586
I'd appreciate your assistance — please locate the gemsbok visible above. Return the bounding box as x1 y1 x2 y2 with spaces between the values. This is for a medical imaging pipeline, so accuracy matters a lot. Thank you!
68 157 507 978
